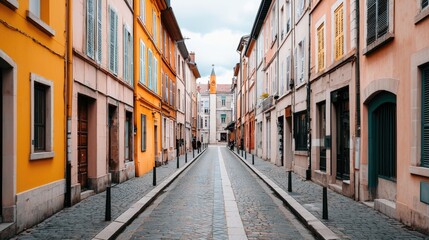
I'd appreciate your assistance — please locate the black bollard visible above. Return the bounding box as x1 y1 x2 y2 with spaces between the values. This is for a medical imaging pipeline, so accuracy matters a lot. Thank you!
288 171 292 192
252 154 254 165
153 166 156 186
177 153 179 169
105 186 111 221
185 152 187 164
323 187 328 219
245 150 247 159
193 149 195 159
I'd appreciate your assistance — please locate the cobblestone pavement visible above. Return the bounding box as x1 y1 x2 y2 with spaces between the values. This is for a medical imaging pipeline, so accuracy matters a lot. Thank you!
118 146 314 239
220 148 314 240
236 148 429 239
12 152 195 240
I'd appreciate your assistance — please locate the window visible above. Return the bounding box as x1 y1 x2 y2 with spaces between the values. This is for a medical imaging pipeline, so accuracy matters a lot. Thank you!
141 114 146 151
296 40 305 83
421 65 429 167
317 23 325 71
140 0 146 23
154 57 158 93
204 118 208 127
334 3 344 60
221 96 226 106
296 0 305 19
178 89 181 110
139 39 146 84
152 9 157 45
367 0 389 45
170 79 173 106
294 111 307 151
163 74 168 102
86 0 102 62
221 114 226 124
286 56 291 91
286 1 291 33
109 6 118 74
125 111 132 161
124 24 133 84
31 73 54 160
30 0 41 18
424 0 429 9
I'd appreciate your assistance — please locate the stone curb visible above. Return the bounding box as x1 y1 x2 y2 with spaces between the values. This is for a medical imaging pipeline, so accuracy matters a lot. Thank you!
93 148 208 240
229 149 339 240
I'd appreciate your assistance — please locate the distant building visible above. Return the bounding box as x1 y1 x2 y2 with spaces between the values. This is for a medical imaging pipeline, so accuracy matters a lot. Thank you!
197 67 233 144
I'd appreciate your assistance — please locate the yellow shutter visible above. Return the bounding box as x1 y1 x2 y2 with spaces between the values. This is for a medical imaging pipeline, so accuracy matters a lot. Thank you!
317 23 324 71
335 3 344 60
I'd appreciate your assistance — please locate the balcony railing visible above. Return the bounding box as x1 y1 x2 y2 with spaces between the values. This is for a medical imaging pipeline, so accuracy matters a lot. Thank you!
261 95 273 112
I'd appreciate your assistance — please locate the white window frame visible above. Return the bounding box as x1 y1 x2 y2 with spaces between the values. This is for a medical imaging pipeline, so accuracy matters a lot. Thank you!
30 0 41 18
140 0 146 23
30 73 54 160
139 39 146 85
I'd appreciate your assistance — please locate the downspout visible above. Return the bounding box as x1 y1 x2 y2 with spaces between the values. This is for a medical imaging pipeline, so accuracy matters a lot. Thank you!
65 0 73 207
306 3 312 180
355 0 361 201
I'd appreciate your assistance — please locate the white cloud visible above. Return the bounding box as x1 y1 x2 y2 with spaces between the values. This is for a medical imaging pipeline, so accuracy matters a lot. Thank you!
171 0 259 85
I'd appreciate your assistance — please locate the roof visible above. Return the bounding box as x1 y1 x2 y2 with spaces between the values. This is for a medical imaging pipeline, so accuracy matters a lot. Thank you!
198 83 232 94
244 0 273 56
161 7 183 41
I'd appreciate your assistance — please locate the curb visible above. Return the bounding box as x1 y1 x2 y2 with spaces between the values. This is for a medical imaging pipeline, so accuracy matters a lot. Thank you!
93 148 208 240
229 149 339 240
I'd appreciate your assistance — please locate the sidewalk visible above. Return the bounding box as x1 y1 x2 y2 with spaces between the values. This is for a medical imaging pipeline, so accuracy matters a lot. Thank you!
12 150 204 240
233 148 428 239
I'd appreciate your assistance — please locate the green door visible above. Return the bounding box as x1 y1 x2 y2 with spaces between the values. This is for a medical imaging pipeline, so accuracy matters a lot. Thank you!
368 91 396 198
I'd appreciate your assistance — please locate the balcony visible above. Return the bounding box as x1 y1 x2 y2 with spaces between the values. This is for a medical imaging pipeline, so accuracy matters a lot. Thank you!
261 95 273 112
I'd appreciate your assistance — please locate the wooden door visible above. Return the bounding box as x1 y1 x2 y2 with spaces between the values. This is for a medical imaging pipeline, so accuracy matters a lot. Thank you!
78 98 89 189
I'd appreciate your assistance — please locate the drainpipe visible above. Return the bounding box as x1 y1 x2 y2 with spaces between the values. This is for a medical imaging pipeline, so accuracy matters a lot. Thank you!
306 3 312 180
355 0 361 201
65 0 73 207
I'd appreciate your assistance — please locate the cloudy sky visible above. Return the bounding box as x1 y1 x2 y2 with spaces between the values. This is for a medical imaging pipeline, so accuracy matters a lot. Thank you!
171 0 260 84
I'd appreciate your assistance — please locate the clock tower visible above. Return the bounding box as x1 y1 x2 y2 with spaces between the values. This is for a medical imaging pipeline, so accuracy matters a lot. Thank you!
209 65 217 143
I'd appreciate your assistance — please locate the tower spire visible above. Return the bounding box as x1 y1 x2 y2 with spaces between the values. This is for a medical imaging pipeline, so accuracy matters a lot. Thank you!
209 64 216 94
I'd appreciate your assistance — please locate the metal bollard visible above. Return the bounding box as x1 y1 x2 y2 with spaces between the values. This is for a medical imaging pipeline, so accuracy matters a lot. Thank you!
105 186 111 221
153 166 156 186
323 187 328 219
252 154 254 165
185 152 187 164
245 150 247 159
177 153 179 169
193 149 195 159
288 171 292 192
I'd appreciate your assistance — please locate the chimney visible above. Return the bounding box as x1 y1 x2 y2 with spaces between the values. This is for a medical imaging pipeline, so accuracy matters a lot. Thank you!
189 52 195 62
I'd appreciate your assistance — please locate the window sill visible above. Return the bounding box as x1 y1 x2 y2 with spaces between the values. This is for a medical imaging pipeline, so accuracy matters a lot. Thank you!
1 0 18 10
363 32 394 56
26 11 55 36
415 7 429 25
294 150 308 156
410 166 429 178
30 151 55 160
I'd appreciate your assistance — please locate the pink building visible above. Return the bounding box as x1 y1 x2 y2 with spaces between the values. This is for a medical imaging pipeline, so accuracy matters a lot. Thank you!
71 0 135 203
359 0 429 232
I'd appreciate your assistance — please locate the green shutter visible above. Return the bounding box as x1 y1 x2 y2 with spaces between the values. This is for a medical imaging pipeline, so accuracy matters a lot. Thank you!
141 114 146 152
148 49 152 88
109 8 115 72
422 66 429 167
423 0 428 9
124 25 128 81
377 0 388 38
367 0 377 45
86 0 95 59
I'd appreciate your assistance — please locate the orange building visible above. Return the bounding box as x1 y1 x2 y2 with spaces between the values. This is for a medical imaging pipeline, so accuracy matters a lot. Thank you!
0 0 67 236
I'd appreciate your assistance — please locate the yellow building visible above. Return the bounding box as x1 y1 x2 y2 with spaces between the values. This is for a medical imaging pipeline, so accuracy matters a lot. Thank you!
0 0 67 236
134 0 166 176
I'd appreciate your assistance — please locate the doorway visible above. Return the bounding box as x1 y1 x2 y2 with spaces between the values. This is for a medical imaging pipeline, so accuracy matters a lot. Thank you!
78 96 89 190
278 116 284 166
154 125 158 165
333 88 350 180
368 91 396 198
318 102 326 171
108 105 118 182
220 133 227 142
0 71 3 220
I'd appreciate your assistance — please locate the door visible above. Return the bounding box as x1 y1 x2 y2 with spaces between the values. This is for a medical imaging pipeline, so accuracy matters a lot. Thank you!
78 98 89 190
108 105 118 182
278 116 284 166
368 91 396 198
319 102 326 171
0 72 3 217
334 89 350 180
154 125 158 163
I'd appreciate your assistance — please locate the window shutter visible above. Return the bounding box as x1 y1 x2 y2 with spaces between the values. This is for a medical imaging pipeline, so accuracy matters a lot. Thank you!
130 30 134 85
423 0 429 8
422 66 429 167
317 23 324 71
367 0 377 45
334 4 344 60
124 26 129 81
109 8 115 72
140 0 145 22
154 57 158 93
377 0 388 38
301 40 305 82
141 114 146 151
148 49 152 88
96 0 102 63
286 56 290 90
86 0 95 59
114 12 118 74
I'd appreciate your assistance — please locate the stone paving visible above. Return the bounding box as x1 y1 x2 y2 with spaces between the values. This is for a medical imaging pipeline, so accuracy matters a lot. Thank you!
236 148 429 240
12 152 196 240
118 147 226 239
221 148 315 240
